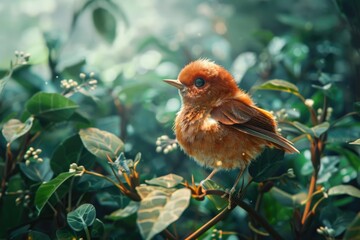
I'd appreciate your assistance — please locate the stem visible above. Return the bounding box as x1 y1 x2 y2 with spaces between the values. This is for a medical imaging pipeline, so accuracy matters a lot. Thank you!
236 198 283 240
112 93 128 141
253 191 264 240
47 201 58 216
0 144 12 201
185 205 234 240
196 190 284 240
84 170 140 201
67 177 75 212
162 229 177 240
301 172 317 224
84 226 91 240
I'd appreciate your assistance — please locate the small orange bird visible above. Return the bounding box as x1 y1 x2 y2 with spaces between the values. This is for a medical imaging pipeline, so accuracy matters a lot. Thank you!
164 59 298 192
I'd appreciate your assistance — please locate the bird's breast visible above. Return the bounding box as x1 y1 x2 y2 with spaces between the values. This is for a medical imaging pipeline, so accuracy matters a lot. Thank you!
174 108 263 169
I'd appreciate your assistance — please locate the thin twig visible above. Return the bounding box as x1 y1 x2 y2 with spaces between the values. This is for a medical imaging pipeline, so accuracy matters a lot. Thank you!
185 204 234 240
187 190 284 240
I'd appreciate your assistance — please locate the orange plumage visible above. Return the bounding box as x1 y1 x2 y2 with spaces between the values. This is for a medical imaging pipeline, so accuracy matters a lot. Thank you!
164 59 298 172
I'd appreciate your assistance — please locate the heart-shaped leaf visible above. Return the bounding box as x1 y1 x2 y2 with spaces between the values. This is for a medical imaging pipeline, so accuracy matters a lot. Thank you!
2 117 34 143
145 174 183 188
26 92 78 121
35 172 76 213
67 204 96 232
79 128 124 161
137 188 191 240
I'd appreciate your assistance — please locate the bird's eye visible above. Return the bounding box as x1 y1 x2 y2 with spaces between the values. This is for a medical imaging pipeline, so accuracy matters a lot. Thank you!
194 78 205 88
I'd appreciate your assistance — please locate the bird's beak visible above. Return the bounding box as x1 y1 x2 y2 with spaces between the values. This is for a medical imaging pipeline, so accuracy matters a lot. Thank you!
163 79 185 90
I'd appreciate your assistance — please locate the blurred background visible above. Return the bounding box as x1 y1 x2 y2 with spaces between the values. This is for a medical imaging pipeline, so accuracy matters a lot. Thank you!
0 0 359 239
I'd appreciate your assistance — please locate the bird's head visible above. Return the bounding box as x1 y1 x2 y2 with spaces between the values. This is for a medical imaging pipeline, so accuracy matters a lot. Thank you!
164 59 239 108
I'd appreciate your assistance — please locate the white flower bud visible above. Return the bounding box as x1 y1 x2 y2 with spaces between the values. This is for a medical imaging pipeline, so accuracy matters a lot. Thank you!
305 99 314 107
156 146 162 153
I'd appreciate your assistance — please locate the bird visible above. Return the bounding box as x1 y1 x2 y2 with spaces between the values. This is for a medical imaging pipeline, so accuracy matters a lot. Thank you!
164 59 298 197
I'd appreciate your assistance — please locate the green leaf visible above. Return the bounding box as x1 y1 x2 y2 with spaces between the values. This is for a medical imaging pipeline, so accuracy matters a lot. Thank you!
19 158 53 182
349 138 360 145
145 174 183 188
2 116 34 143
201 179 227 210
293 121 313 136
67 203 96 232
56 228 76 240
312 83 336 98
26 92 78 121
79 128 124 160
106 201 139 221
311 122 330 137
253 79 300 96
270 187 307 206
51 135 95 175
137 188 191 240
28 230 51 240
344 213 360 240
277 14 309 30
35 172 76 213
92 7 117 44
248 148 285 182
328 185 360 198
136 185 176 199
91 218 104 238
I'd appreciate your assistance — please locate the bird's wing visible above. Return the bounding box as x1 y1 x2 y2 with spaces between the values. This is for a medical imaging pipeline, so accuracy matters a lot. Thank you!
210 99 299 153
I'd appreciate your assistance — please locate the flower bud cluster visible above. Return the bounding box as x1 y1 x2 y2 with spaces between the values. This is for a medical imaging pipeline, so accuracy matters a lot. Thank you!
61 72 98 93
24 147 43 165
60 79 78 89
273 109 288 121
69 163 85 176
317 107 333 121
15 193 31 207
155 135 177 154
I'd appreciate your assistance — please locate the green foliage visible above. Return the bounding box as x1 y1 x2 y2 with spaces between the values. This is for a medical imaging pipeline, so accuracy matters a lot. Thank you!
1 0 360 239
26 92 78 122
67 203 96 232
137 188 191 240
35 172 76 213
2 117 34 143
79 127 124 160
